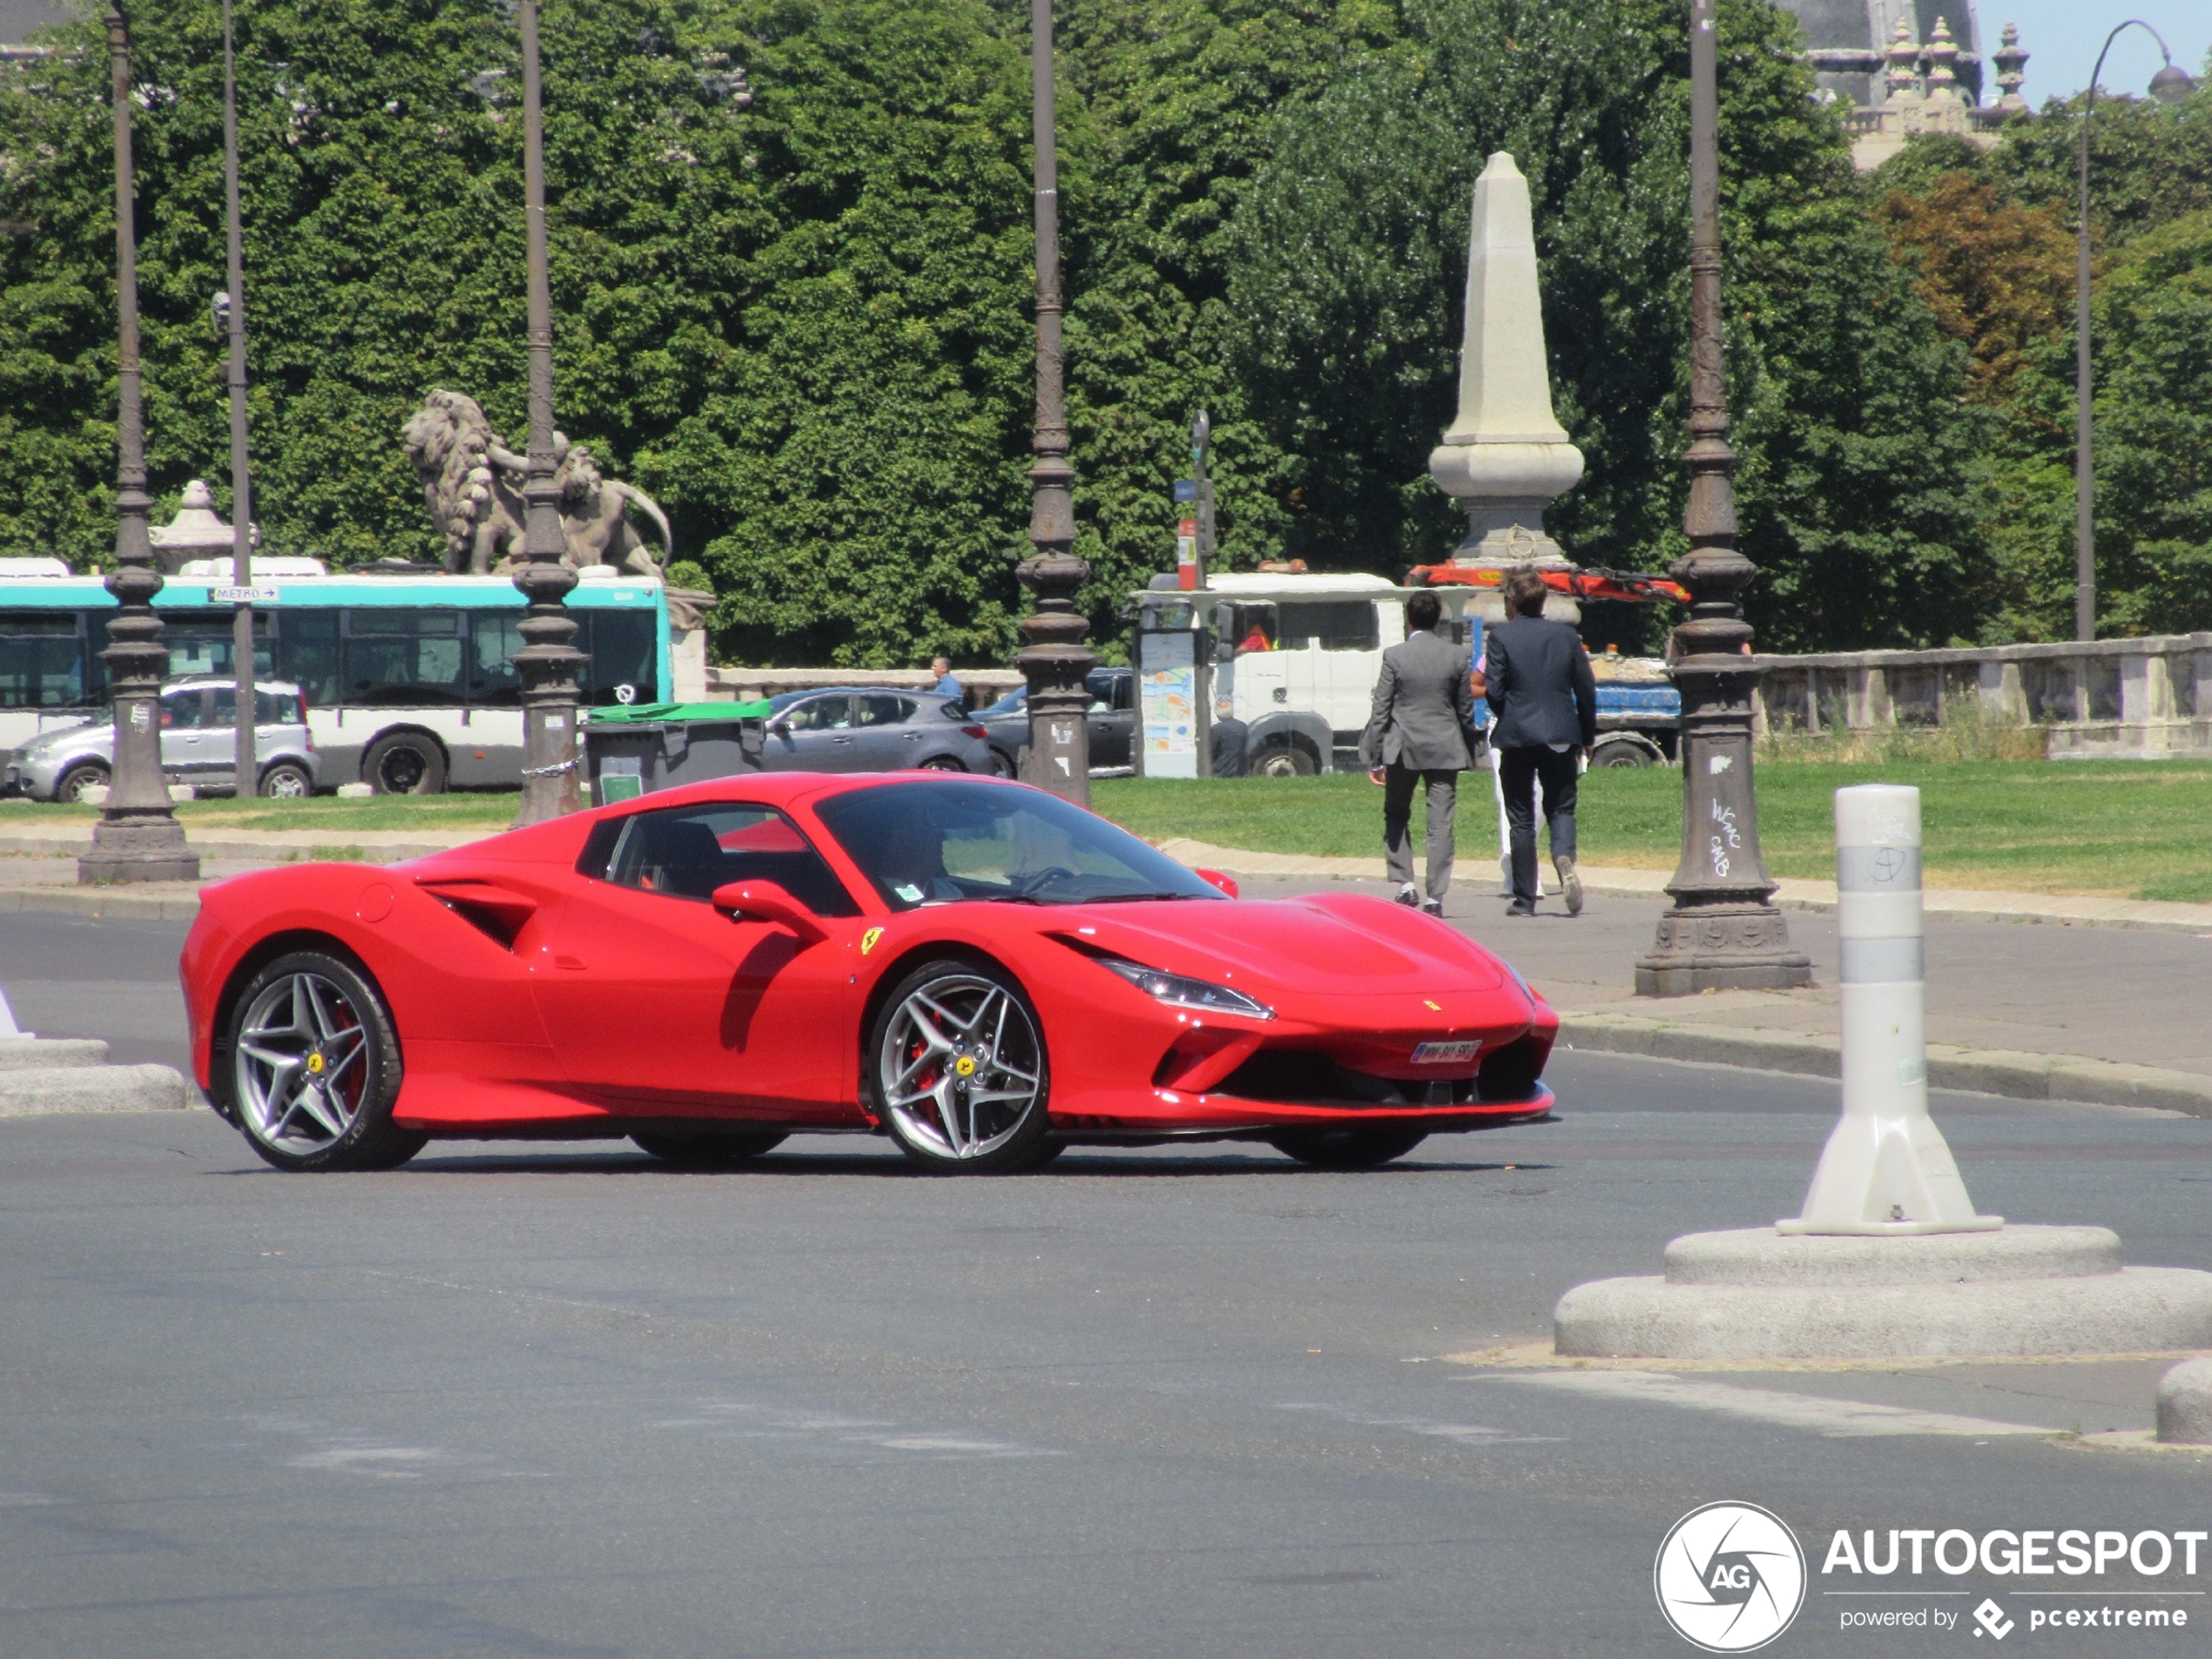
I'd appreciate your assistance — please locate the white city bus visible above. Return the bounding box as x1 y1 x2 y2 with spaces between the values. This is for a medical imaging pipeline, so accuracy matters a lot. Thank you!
0 559 672 793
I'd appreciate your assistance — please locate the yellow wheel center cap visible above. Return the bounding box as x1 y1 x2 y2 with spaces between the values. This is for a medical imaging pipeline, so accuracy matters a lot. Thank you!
954 1055 977 1077
306 1052 326 1075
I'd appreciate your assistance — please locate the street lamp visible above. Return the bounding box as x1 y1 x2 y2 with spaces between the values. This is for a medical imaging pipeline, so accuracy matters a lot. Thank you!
1633 0 1808 997
2073 22 2195 643
1015 0 1094 806
221 0 255 799
80 9 199 886
509 0 584 827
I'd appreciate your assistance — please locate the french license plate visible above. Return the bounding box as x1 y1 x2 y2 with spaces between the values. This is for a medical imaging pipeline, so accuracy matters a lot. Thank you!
1411 1040 1480 1064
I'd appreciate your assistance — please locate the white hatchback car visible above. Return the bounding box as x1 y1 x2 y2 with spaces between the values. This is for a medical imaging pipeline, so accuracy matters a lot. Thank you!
0 677 320 802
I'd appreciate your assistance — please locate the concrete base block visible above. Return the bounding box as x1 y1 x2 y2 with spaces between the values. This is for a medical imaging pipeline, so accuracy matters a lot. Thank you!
0 1064 192 1116
2156 1359 2212 1444
0 1038 110 1072
1555 1225 2212 1360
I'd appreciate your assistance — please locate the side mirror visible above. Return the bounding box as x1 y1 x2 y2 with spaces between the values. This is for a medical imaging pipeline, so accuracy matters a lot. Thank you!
711 878 826 943
1195 868 1238 899
768 719 791 737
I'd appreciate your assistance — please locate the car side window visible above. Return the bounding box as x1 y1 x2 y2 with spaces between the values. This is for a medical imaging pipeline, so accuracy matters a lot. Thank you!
854 694 912 727
161 691 206 730
780 695 851 732
599 803 860 916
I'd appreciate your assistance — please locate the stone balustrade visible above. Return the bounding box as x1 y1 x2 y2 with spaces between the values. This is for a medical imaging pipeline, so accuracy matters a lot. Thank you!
1750 635 2212 759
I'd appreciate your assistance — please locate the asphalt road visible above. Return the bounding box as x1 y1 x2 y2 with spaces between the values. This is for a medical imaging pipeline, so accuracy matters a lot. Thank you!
4 911 2209 1657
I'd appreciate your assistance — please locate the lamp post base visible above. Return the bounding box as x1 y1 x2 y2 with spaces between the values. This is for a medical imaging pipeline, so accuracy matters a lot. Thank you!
1633 901 1811 996
78 813 199 885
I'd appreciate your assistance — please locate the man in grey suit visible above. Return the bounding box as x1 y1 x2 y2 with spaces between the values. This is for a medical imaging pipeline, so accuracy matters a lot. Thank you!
1359 590 1474 915
1485 564 1598 917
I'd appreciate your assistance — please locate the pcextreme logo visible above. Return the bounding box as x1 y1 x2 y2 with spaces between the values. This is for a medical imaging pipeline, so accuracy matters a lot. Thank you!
1656 1501 1809 1653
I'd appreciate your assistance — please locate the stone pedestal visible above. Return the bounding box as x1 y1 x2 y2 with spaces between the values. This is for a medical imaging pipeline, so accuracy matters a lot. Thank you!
1555 1226 2212 1360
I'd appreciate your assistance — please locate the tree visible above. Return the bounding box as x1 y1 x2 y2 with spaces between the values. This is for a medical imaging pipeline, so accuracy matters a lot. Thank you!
1224 0 1991 651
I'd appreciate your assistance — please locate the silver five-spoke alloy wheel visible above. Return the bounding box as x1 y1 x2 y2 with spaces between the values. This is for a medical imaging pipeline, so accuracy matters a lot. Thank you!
234 969 373 1156
877 971 1045 1163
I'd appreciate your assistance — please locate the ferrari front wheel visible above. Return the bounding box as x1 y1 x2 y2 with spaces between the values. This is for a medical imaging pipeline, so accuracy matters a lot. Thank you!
1268 1127 1428 1170
868 960 1053 1174
223 949 424 1173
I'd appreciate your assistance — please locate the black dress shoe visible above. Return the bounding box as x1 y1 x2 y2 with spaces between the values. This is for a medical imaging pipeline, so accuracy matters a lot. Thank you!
1505 900 1537 918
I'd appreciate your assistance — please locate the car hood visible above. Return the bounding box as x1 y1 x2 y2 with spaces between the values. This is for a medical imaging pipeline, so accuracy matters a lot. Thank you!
1051 891 1507 998
16 719 100 753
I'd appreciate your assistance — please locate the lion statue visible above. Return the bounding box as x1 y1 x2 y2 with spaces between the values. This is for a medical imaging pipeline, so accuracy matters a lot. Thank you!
401 388 671 578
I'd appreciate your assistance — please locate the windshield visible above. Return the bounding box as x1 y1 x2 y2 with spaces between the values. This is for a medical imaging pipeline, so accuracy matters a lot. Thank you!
813 779 1224 911
981 687 1026 717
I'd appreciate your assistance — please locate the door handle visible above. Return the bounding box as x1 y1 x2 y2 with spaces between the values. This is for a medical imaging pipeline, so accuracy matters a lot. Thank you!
832 736 855 745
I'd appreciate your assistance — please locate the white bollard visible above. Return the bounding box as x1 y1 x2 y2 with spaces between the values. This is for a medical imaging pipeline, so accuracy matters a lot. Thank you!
1777 785 2000 1236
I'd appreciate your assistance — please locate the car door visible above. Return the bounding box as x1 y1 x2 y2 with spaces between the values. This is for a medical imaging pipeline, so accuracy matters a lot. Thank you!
1085 672 1131 770
852 693 921 769
529 800 870 1120
158 688 211 783
762 693 857 772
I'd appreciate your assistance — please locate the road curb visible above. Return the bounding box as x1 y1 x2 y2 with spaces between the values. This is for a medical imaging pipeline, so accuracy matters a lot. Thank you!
1555 1012 2212 1118
0 1062 192 1116
1 885 204 920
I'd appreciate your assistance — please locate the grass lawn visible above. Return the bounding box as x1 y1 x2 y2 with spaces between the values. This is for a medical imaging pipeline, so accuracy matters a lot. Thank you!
0 792 523 833
1092 759 2212 904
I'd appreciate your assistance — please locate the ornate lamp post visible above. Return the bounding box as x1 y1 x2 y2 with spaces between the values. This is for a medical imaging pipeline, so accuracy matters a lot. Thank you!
81 9 198 886
221 0 255 798
2072 22 2195 643
509 0 584 826
1633 0 1807 996
1015 0 1094 805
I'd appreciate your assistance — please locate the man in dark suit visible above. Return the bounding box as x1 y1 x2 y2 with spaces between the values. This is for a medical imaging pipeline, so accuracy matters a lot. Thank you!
1359 590 1474 914
1485 565 1597 917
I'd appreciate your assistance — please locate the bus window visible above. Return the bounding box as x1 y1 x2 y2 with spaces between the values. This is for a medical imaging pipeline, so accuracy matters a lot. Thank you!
277 609 340 706
469 612 523 707
585 610 658 706
161 610 272 681
0 612 88 708
343 609 466 707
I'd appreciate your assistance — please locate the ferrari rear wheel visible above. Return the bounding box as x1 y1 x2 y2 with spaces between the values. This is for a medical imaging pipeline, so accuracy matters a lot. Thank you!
631 1129 788 1166
1267 1127 1429 1170
868 960 1053 1174
224 950 424 1173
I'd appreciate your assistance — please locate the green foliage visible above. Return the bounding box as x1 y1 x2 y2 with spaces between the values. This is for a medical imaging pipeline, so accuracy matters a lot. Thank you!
1224 0 1990 651
1871 78 2212 640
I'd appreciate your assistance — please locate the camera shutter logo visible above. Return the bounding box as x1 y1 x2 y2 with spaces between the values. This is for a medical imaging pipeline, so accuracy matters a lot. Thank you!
1655 1501 1806 1652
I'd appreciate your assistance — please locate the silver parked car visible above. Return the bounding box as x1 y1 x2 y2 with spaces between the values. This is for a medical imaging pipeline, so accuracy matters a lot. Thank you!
0 678 320 802
760 688 1000 775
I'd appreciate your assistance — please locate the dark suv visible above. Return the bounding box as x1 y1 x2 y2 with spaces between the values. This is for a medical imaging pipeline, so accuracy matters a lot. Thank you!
977 666 1134 779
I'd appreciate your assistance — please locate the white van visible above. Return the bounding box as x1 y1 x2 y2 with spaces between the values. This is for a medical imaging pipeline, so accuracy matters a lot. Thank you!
1135 573 1437 776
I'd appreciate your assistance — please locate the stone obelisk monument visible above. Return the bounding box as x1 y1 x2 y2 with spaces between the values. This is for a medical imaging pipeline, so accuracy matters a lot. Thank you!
1426 152 1583 619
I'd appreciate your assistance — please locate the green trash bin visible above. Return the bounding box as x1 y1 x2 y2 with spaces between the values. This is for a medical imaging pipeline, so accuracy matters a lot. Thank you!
581 700 772 806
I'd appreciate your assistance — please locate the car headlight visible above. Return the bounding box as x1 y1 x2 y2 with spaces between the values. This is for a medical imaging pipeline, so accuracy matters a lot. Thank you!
1099 956 1273 1021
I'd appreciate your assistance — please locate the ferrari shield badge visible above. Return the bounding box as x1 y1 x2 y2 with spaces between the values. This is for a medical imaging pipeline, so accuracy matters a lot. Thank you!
860 927 884 956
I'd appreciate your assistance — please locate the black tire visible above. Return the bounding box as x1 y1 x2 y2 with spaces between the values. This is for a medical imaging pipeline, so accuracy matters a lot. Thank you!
866 958 1055 1174
258 760 314 799
1252 743 1316 778
631 1129 788 1165
918 754 968 772
1267 1127 1428 1169
56 761 110 803
218 948 425 1172
1591 741 1656 768
991 746 1022 779
362 731 448 795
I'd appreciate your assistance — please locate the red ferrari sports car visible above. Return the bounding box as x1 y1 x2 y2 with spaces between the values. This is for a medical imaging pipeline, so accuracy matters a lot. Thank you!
179 773 1558 1174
